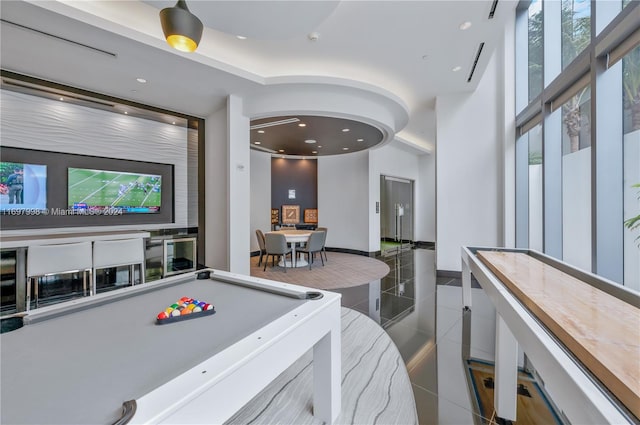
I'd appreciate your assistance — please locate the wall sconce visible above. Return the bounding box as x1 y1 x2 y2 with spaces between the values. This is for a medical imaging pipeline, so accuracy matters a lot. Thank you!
159 0 203 53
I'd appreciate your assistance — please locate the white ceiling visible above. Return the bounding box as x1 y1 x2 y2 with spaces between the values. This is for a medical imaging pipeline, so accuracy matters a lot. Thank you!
0 0 516 154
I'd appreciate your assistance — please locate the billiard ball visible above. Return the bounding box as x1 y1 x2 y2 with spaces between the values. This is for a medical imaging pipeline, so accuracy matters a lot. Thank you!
157 312 168 320
171 309 181 317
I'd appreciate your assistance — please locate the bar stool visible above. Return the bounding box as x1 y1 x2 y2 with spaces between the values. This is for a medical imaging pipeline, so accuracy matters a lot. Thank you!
93 238 145 294
26 241 93 310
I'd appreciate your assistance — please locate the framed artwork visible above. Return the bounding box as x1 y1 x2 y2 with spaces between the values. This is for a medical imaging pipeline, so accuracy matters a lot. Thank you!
271 208 279 224
304 208 318 223
281 205 300 224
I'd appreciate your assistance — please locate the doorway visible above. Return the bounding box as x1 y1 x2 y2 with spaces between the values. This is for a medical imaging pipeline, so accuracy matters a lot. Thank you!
380 175 414 254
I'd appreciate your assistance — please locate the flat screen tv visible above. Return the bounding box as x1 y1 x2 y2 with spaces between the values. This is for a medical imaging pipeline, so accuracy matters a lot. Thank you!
68 168 161 214
0 162 47 212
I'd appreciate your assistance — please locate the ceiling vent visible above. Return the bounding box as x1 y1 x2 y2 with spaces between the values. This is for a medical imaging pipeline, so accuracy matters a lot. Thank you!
467 42 485 83
250 117 300 130
250 144 277 154
0 19 117 57
488 0 499 19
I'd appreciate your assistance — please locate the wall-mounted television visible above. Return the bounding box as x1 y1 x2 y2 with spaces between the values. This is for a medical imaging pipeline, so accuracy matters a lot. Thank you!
0 161 47 212
68 168 161 214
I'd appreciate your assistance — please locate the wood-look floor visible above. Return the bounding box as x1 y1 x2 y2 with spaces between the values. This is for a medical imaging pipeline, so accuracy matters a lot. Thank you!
477 251 640 420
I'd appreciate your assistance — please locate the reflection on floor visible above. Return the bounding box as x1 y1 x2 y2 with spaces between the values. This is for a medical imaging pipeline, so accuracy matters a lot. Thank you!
467 360 563 425
330 248 545 425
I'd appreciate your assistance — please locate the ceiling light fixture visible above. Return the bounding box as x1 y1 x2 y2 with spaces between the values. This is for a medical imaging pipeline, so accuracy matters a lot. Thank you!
160 0 203 53
357 138 364 142
136 78 147 83
59 97 64 101
257 130 265 134
298 123 306 127
172 121 176 125
304 139 316 144
342 128 350 132
278 149 285 153
254 141 261 145
342 147 349 151
459 21 472 30
452 66 462 72
236 35 247 40
312 151 318 154
124 111 128 114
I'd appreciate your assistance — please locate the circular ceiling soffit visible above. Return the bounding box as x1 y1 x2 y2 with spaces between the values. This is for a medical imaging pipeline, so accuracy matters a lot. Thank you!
250 115 384 157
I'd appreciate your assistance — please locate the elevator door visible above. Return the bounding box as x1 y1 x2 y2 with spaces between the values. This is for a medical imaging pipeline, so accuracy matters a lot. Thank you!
380 175 414 253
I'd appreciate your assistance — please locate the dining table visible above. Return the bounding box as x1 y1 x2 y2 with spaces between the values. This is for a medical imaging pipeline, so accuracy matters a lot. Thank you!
267 229 312 268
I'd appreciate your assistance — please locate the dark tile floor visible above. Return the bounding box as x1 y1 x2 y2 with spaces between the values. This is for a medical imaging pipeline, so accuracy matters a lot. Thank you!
332 248 498 425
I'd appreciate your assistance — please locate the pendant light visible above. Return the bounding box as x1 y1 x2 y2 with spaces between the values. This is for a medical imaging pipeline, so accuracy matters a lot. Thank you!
159 0 203 53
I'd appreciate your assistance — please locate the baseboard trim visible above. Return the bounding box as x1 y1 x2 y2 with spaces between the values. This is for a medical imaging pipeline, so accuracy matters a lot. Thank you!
414 241 435 249
325 247 376 257
436 270 462 278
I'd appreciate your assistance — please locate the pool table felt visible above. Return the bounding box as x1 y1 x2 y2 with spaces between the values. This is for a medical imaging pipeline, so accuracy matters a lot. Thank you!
1 276 307 425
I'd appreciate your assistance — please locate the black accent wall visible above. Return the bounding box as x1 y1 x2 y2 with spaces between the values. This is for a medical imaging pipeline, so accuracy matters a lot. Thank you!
271 158 317 225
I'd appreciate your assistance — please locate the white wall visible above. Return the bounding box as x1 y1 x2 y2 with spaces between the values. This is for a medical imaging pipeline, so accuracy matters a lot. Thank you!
227 95 251 274
0 89 190 227
205 107 228 270
318 152 369 252
417 152 436 244
250 150 272 252
435 48 504 271
368 144 421 252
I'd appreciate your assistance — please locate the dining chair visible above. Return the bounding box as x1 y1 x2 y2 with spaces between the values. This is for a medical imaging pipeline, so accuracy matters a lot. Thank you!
316 226 328 262
298 231 325 270
263 233 294 272
255 229 267 266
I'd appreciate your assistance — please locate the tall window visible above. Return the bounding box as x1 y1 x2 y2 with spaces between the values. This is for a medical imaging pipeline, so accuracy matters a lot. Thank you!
528 0 543 101
623 45 640 290
558 85 592 271
529 124 543 251
561 0 590 70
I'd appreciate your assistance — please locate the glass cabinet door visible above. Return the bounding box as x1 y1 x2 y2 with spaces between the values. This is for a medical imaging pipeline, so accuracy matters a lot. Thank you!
164 237 197 277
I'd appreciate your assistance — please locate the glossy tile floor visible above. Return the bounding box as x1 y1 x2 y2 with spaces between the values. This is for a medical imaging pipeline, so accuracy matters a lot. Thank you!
332 248 498 425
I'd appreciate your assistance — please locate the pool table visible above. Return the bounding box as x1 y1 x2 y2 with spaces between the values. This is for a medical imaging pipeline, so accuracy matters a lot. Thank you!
0 269 342 424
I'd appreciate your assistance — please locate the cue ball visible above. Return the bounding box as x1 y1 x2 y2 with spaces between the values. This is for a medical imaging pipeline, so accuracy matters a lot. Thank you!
171 309 181 317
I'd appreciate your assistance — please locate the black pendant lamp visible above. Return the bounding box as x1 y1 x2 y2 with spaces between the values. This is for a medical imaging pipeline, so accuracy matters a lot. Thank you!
159 0 203 53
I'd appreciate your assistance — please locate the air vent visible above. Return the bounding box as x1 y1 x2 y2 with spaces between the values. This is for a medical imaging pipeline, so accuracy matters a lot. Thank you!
250 118 300 130
467 42 485 83
250 144 277 154
0 19 117 57
488 0 499 19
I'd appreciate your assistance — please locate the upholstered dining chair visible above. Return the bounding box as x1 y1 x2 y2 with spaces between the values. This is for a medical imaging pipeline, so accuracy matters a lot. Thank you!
316 226 328 262
263 233 294 272
255 229 267 266
298 231 325 270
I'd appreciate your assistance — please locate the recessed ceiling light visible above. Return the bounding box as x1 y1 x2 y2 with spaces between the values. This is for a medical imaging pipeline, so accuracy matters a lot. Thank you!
298 123 306 127
254 141 261 145
459 21 472 30
236 35 247 40
172 121 176 125
304 139 316 144
278 149 285 153
59 97 64 101
124 111 128 114
342 147 349 151
452 66 462 72
357 138 364 142
318 145 322 148
257 130 265 134
136 78 147 83
281 156 286 159
342 128 350 132
312 151 318 154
